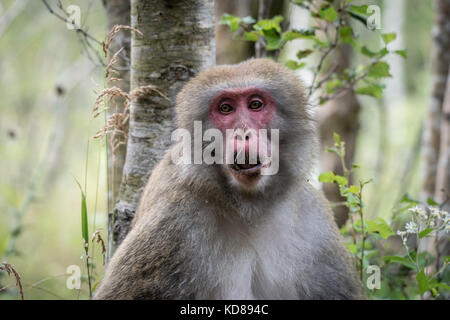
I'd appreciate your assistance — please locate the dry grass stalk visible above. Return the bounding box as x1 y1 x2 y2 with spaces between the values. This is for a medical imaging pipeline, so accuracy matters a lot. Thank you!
105 47 124 78
0 262 24 300
91 230 107 266
93 84 170 155
103 25 143 58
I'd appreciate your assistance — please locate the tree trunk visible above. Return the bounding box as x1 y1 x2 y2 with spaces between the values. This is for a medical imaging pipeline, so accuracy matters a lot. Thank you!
420 0 450 274
435 73 450 207
434 72 450 274
382 0 406 105
215 0 257 64
420 0 450 201
103 0 131 261
111 0 216 251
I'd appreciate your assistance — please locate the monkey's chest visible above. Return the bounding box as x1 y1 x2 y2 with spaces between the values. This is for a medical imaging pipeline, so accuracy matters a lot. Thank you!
203 234 304 300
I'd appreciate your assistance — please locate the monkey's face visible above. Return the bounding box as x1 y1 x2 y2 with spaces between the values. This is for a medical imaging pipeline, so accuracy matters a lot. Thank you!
175 59 317 195
209 87 277 190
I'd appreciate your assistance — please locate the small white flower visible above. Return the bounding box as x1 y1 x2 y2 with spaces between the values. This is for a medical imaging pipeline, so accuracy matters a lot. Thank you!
408 206 419 214
409 205 427 218
405 221 418 234
430 220 435 227
397 230 406 236
429 206 440 217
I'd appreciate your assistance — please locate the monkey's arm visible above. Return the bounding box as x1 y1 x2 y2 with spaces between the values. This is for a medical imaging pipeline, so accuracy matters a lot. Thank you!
298 184 366 300
93 210 196 300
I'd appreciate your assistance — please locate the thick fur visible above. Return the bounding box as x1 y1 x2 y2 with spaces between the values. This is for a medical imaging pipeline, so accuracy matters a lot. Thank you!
94 59 364 299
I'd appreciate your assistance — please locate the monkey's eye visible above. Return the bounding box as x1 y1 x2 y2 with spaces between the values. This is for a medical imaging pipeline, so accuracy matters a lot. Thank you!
219 104 233 114
249 100 263 111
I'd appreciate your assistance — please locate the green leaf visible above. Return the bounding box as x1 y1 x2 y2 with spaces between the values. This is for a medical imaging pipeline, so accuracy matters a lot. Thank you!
319 6 338 22
419 228 434 239
356 85 383 99
365 218 394 239
339 26 355 45
383 256 416 269
221 13 241 32
262 28 283 50
75 180 89 254
282 28 316 41
334 175 348 186
368 62 391 78
348 185 360 194
382 32 397 45
285 60 306 70
361 46 389 59
348 5 369 16
255 15 284 32
378 47 389 58
426 197 439 206
361 46 376 57
400 193 419 204
333 132 341 145
296 49 313 60
416 269 429 296
433 283 450 291
345 243 357 255
417 251 435 269
243 31 258 42
325 79 343 94
319 171 335 183
394 49 407 58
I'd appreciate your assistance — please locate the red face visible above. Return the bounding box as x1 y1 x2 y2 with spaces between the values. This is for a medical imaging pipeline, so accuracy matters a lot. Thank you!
209 87 276 187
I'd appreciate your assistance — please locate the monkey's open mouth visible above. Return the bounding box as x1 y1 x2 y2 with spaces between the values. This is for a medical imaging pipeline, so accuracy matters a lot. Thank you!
228 155 272 187
229 152 264 174
230 161 263 173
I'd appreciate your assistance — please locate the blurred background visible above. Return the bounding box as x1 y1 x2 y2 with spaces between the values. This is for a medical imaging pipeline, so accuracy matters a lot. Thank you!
0 0 440 299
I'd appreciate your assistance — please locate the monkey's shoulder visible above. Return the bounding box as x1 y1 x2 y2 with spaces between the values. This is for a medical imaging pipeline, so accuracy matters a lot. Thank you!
96 211 198 299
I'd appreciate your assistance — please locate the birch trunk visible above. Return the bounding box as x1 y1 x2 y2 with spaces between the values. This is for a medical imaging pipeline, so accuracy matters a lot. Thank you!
103 1 131 261
111 0 216 251
420 0 450 201
420 0 450 275
435 73 450 208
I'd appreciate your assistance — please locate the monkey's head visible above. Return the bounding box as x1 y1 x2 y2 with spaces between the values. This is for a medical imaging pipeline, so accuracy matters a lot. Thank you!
175 58 317 195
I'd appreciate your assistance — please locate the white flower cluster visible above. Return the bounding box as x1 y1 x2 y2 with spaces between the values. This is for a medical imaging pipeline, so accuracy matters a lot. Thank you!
397 205 450 247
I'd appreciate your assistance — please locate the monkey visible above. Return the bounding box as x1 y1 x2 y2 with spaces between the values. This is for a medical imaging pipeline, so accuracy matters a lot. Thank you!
93 58 365 300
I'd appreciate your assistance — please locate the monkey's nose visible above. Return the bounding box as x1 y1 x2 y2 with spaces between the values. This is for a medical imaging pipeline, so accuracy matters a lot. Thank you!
234 130 253 141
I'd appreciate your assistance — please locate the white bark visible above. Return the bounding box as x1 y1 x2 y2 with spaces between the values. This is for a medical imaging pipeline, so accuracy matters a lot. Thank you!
111 0 216 249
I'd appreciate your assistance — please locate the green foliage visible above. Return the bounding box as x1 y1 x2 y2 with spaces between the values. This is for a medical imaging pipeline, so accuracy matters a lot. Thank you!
320 133 449 300
220 0 406 105
75 180 92 297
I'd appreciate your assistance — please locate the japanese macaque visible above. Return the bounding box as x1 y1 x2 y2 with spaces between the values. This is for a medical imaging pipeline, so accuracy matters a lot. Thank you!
94 58 364 300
